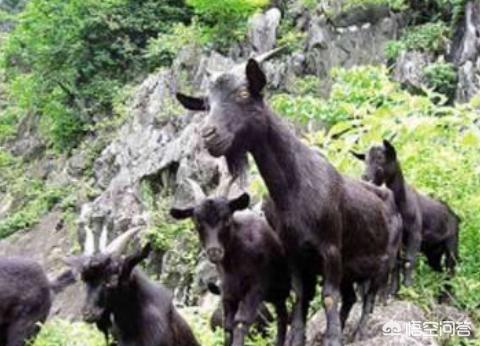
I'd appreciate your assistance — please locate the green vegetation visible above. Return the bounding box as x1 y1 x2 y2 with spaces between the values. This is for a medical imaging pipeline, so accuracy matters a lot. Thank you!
424 61 458 100
296 66 480 324
31 319 105 346
0 148 70 239
385 21 450 60
1 0 191 151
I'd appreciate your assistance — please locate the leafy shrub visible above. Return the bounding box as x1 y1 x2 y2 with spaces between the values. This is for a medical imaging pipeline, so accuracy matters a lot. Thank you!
32 319 105 346
1 0 191 151
342 0 407 11
145 20 210 67
186 0 269 51
385 21 450 60
298 65 480 324
423 62 457 100
272 66 401 127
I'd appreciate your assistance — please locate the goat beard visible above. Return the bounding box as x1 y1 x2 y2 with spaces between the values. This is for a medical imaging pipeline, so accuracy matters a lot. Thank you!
225 148 248 187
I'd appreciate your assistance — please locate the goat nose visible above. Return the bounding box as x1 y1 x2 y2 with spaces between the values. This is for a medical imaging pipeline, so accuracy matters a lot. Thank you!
206 247 224 262
202 125 217 138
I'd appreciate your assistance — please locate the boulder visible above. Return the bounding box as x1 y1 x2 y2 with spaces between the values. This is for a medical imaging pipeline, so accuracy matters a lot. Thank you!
248 8 282 54
307 300 438 346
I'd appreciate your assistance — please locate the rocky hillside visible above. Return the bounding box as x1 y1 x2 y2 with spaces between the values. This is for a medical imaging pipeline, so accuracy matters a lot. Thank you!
0 0 479 345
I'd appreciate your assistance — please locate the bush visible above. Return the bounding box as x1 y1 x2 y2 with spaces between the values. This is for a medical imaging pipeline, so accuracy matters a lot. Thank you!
31 319 105 346
385 21 450 60
299 65 480 324
423 62 457 100
1 0 191 151
186 0 269 51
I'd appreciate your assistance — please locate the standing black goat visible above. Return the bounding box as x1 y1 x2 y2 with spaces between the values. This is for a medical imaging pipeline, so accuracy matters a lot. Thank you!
0 257 75 346
176 57 392 346
353 140 460 295
70 228 200 346
170 182 290 346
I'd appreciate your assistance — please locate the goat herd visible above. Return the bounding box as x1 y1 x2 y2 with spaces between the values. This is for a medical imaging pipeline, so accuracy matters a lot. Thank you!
0 54 460 346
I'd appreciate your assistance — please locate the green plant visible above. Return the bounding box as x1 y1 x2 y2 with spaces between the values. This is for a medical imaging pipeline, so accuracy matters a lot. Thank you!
297 66 480 326
186 0 269 51
146 20 210 67
342 0 407 11
1 0 191 151
423 62 457 100
384 21 450 60
31 319 105 346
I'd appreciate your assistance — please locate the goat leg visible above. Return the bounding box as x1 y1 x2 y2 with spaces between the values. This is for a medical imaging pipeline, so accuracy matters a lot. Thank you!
231 288 263 346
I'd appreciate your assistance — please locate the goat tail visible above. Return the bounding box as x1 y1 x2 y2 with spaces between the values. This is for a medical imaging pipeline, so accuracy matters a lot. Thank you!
50 269 76 294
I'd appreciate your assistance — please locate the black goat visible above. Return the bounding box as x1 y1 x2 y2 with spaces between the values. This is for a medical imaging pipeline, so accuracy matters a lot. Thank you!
0 257 75 346
176 57 392 346
353 140 460 294
70 229 200 346
170 190 290 346
207 282 274 336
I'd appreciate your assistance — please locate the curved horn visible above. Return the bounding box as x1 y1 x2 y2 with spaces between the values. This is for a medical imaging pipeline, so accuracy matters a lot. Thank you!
84 225 95 256
104 227 141 256
254 46 288 64
186 178 207 203
99 224 108 253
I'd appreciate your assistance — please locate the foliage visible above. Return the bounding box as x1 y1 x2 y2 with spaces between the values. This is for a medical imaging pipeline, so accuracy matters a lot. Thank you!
342 0 407 11
31 319 105 346
300 65 480 323
423 62 457 100
182 307 273 346
186 0 268 51
145 20 210 67
272 67 399 127
0 147 69 239
1 0 191 151
385 21 450 60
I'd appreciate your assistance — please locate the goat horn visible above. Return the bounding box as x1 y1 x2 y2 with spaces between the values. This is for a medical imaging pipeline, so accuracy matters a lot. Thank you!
99 224 108 253
104 227 141 256
83 225 95 256
186 178 207 203
254 46 288 64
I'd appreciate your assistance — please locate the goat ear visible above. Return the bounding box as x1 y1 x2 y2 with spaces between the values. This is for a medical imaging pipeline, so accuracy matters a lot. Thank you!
207 282 221 295
246 59 266 96
170 207 194 220
229 193 250 212
120 243 152 281
176 93 207 111
383 139 397 160
64 255 88 274
350 151 366 161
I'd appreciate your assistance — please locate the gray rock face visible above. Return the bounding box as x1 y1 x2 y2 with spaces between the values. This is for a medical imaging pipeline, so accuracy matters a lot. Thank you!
306 300 439 346
248 8 282 53
393 51 433 91
451 1 480 102
0 211 84 318
305 13 402 96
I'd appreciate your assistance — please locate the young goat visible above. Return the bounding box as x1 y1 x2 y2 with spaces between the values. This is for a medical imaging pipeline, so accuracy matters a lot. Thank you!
353 140 460 295
0 257 75 346
170 189 290 346
70 229 199 346
176 57 392 346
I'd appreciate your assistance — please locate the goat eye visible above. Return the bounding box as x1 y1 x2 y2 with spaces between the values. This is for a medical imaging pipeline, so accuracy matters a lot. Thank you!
237 89 250 100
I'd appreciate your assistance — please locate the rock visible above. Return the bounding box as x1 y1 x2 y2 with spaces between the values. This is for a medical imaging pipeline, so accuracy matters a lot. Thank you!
305 14 402 97
307 300 438 346
0 211 84 319
429 304 476 341
248 8 282 54
393 51 433 92
332 4 391 28
451 1 480 102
